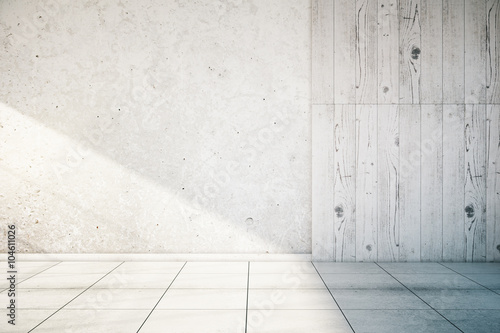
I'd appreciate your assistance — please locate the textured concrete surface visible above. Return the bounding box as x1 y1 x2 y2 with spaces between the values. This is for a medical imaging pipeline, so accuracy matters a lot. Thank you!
0 0 311 253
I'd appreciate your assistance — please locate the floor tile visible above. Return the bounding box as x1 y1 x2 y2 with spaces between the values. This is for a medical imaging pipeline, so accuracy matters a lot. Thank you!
16 274 105 289
393 273 485 290
440 263 500 274
438 309 500 333
42 262 121 274
250 273 325 289
171 273 248 289
114 262 184 274
462 273 500 289
343 310 461 333
1 274 39 289
139 310 246 333
378 263 454 274
331 289 429 310
30 309 149 333
0 288 85 309
246 309 352 333
248 289 338 310
250 262 317 274
413 289 500 309
66 288 165 309
11 262 60 275
321 273 404 290
92 273 176 289
0 309 55 333
182 262 248 274
314 262 385 274
157 288 247 309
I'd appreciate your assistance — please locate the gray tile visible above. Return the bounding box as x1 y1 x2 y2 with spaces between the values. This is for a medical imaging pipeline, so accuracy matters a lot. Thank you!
343 310 461 333
248 289 338 310
378 263 454 274
463 273 500 289
250 274 326 289
182 262 248 274
440 263 500 274
0 288 85 309
251 262 317 274
247 309 352 333
139 310 245 333
414 289 500 309
314 262 384 274
0 309 54 333
31 309 149 333
393 274 485 290
322 274 404 290
331 289 429 310
438 310 500 333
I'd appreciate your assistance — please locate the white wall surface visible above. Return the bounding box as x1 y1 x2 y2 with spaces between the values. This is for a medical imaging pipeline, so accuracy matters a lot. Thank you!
0 0 312 253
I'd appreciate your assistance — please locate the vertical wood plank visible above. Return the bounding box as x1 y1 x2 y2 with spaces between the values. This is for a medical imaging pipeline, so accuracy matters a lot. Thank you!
464 104 487 262
486 105 500 262
399 0 421 104
356 0 379 104
377 105 400 261
420 0 443 103
465 0 487 104
378 0 400 103
443 104 466 261
312 0 334 104
443 0 465 103
487 0 500 103
334 0 356 103
334 105 357 262
312 105 335 261
356 105 378 261
421 105 443 261
399 105 421 261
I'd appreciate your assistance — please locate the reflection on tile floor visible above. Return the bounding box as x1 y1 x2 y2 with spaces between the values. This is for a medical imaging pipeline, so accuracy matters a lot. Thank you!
0 261 499 332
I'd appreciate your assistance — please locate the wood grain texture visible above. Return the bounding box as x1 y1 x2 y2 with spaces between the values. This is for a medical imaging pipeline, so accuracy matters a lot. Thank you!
312 0 334 104
399 0 421 104
312 105 335 261
464 104 487 262
378 0 400 103
443 0 465 103
420 0 443 103
465 0 487 104
334 0 356 103
356 105 378 261
399 105 421 261
356 0 379 104
377 105 400 261
333 105 357 261
486 105 500 262
420 104 443 261
487 0 500 103
443 104 466 261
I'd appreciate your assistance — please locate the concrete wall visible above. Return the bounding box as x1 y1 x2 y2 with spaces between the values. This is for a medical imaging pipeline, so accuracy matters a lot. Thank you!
0 0 312 253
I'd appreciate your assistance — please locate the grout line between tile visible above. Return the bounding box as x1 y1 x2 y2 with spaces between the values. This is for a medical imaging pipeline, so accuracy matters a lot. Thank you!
136 261 187 332
27 261 125 332
437 262 500 296
245 261 250 333
311 262 355 333
375 262 465 333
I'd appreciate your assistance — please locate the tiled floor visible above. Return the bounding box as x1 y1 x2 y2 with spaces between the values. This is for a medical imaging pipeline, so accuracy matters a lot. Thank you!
1 261 499 332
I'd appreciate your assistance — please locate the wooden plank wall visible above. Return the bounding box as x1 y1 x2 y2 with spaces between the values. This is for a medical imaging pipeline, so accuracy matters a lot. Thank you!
312 0 500 262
